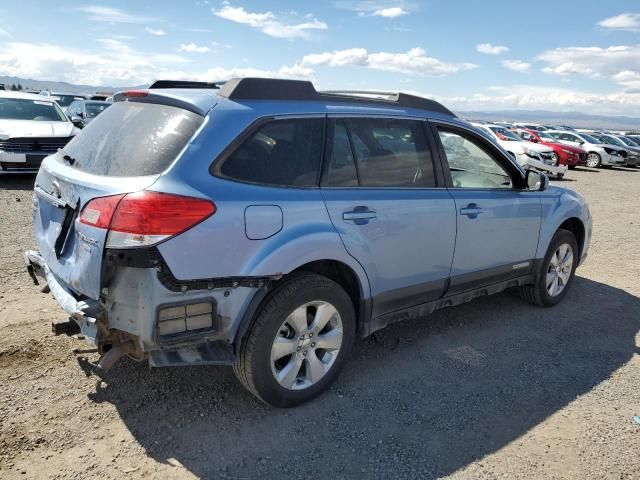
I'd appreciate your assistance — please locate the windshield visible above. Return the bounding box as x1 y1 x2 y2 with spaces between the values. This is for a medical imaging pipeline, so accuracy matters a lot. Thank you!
62 101 203 177
603 135 626 147
579 134 600 144
589 134 610 144
85 102 110 118
619 136 639 147
489 127 522 141
51 94 84 108
0 97 67 122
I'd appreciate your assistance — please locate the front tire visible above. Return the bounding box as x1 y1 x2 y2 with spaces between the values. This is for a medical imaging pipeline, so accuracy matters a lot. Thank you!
234 273 355 407
519 229 578 307
586 152 601 168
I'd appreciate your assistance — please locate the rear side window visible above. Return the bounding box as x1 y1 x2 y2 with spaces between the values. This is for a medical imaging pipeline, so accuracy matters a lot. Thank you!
218 118 324 187
63 102 203 177
323 117 436 188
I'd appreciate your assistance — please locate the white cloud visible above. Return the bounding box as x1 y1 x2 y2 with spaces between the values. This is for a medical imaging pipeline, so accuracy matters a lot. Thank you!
302 47 477 76
213 4 327 39
0 27 10 38
597 13 640 32
145 27 166 36
178 43 211 53
537 44 640 88
78 6 157 24
502 60 531 72
440 85 640 116
476 43 509 55
0 40 310 87
372 7 408 18
336 1 414 17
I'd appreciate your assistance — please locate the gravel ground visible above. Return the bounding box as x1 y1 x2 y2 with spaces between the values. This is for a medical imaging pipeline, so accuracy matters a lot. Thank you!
0 166 639 479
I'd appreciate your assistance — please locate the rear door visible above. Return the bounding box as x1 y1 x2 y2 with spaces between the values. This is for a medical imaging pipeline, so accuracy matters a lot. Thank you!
321 116 456 317
33 100 204 299
431 122 541 294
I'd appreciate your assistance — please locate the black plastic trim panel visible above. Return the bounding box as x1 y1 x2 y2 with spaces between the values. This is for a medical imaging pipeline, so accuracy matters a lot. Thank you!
103 247 282 292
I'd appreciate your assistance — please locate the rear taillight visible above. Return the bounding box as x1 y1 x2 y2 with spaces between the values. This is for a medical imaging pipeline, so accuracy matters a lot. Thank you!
79 191 216 248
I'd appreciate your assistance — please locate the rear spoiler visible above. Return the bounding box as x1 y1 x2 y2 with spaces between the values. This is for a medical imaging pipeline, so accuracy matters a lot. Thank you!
112 90 216 116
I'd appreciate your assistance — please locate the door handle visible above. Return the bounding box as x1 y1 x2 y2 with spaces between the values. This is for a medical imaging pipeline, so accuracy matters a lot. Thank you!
460 203 483 218
343 207 377 225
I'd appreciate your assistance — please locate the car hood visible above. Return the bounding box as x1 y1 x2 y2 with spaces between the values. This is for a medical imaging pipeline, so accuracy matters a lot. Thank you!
524 142 554 153
0 120 77 139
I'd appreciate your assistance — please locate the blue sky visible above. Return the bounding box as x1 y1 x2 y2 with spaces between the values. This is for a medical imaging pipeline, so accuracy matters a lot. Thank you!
0 1 639 114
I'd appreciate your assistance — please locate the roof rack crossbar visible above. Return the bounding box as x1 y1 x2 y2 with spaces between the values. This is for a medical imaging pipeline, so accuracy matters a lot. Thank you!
201 77 455 117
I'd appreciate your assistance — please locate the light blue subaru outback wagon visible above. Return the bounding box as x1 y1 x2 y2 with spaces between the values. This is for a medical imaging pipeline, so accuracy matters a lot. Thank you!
25 78 592 406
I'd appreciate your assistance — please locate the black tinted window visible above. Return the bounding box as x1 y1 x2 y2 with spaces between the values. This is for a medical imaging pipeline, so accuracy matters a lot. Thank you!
219 118 324 187
63 102 203 177
322 121 358 187
346 118 435 187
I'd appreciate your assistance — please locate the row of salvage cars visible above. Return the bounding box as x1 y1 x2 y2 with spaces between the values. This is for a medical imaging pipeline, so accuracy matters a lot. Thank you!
471 121 640 179
1 86 639 176
0 90 111 174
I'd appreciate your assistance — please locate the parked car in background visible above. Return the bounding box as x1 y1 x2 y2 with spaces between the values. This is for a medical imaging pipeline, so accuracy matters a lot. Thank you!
546 131 628 168
588 133 639 167
65 100 111 128
24 78 591 407
0 91 78 173
39 91 85 112
512 128 587 169
513 122 548 131
473 123 567 178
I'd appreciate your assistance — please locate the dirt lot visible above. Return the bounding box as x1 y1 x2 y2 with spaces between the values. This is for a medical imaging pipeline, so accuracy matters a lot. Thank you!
1 167 639 479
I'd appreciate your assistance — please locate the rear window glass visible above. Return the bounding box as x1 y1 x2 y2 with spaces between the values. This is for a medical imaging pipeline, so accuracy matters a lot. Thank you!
218 118 324 187
62 102 203 177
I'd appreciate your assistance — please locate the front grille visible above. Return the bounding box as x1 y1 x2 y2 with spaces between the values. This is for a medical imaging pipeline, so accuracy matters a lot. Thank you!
0 161 41 171
0 137 73 154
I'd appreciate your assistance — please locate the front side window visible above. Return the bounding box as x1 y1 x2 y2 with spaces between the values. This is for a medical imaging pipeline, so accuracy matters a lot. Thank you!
437 128 512 189
323 117 436 188
219 118 324 187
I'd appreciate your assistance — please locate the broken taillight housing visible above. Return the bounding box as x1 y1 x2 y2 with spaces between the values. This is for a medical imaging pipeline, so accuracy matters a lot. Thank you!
79 191 216 248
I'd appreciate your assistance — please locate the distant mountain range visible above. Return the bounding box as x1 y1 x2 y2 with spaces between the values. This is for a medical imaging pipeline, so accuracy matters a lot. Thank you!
458 109 640 131
1 75 638 130
0 75 141 95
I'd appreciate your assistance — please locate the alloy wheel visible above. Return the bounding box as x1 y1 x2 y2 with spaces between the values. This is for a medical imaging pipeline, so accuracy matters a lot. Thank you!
270 301 343 390
586 153 600 168
546 242 574 297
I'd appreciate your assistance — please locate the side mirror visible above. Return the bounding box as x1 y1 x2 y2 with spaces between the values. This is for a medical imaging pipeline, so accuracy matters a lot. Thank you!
70 116 84 128
530 137 539 143
525 169 548 191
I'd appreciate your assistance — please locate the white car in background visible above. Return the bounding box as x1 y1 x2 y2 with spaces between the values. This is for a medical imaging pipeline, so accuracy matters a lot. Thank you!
472 123 568 178
545 130 628 168
0 91 78 173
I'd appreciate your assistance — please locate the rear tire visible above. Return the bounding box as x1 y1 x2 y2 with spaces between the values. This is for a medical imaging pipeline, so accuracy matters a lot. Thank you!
233 272 355 407
519 229 578 307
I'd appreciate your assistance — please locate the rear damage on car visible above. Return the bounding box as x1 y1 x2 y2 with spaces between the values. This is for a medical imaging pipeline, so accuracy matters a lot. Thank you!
23 90 268 369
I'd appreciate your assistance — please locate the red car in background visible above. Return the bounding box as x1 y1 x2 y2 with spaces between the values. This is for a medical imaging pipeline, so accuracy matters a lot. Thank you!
512 128 588 169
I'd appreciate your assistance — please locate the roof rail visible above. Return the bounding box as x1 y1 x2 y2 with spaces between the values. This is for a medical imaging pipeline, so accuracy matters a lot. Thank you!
149 80 226 89
217 77 456 117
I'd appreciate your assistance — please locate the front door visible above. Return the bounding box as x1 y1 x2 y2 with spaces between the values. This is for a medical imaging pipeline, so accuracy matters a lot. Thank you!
432 123 542 295
321 117 457 317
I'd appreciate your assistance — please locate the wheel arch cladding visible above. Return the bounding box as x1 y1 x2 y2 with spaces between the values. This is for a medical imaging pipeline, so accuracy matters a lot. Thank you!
558 217 585 259
232 259 367 352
